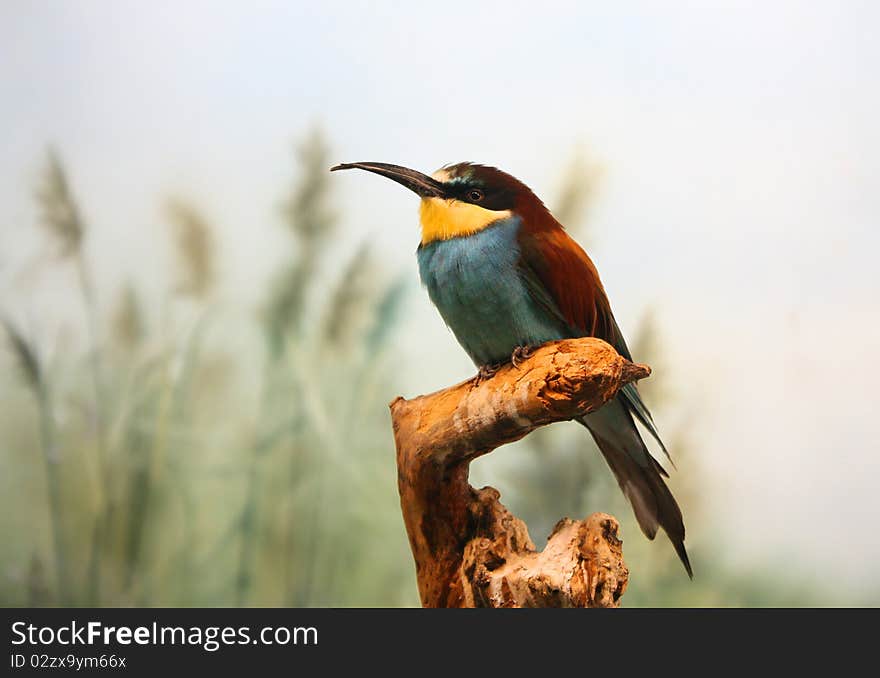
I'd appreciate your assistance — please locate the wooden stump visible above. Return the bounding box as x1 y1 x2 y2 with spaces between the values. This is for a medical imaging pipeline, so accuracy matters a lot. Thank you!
390 337 647 608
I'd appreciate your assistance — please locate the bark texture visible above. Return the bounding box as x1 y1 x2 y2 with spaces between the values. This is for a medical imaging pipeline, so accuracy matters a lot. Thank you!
390 337 645 608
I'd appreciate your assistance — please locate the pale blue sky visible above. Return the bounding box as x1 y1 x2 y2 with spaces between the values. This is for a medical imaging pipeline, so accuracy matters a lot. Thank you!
2 1 879 588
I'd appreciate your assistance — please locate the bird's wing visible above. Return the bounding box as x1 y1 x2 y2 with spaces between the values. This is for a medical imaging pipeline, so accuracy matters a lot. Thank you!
516 226 619 345
517 226 672 464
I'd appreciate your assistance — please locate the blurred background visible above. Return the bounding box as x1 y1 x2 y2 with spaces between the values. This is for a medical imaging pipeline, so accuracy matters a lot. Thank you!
2 1 878 607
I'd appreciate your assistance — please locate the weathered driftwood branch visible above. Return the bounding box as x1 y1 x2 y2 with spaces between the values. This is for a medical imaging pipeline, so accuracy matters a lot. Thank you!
390 337 649 608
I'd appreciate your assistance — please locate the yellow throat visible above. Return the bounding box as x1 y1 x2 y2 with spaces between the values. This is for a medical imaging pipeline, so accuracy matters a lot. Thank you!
418 198 511 243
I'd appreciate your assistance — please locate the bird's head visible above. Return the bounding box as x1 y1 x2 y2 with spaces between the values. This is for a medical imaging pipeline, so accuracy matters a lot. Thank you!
331 161 551 243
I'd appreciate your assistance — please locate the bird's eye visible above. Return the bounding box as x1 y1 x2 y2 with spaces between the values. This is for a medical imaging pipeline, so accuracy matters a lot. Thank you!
467 189 484 202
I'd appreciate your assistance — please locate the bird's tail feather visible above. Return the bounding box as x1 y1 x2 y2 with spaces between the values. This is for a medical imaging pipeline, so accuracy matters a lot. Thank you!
579 397 692 578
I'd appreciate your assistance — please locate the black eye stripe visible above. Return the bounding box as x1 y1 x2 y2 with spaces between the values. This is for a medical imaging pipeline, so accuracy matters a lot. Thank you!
448 183 513 210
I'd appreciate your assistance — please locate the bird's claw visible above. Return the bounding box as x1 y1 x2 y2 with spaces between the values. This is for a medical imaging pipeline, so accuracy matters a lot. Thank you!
511 345 535 369
474 362 502 385
474 347 535 384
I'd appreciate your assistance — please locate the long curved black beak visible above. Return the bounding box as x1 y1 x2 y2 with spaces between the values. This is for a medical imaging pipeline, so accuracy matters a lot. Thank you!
330 162 445 198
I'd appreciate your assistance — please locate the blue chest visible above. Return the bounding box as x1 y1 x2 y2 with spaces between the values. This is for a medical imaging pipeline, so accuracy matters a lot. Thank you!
416 217 570 366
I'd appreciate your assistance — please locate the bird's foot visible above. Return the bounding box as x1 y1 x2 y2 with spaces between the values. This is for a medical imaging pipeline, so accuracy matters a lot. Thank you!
474 362 503 385
511 345 536 369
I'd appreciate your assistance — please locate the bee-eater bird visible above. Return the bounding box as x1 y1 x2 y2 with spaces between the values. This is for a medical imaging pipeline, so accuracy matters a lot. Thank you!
331 161 692 577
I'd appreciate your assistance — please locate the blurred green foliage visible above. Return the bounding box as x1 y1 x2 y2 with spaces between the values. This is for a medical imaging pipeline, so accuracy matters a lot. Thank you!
1 131 416 607
0 135 845 607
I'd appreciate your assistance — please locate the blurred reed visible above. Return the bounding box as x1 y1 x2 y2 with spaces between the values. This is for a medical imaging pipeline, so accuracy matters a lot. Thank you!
35 150 84 258
166 199 217 300
551 147 604 245
110 284 146 353
1 319 70 604
35 150 110 604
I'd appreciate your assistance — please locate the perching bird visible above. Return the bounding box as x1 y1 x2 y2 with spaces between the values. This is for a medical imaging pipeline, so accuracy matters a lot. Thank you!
331 161 691 577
